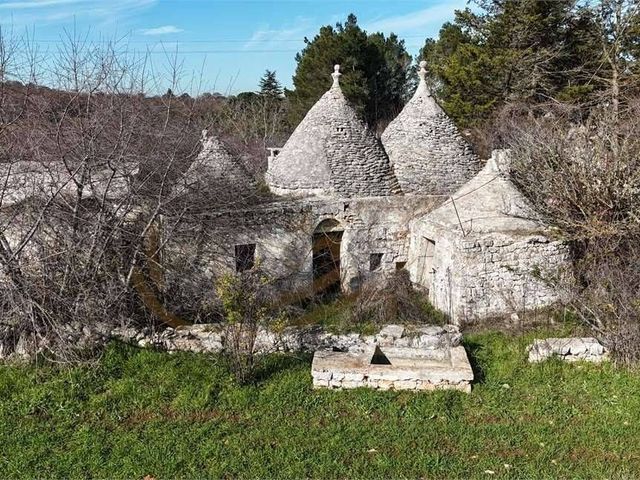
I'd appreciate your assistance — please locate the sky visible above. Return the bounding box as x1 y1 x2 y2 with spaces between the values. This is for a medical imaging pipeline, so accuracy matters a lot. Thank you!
0 0 469 94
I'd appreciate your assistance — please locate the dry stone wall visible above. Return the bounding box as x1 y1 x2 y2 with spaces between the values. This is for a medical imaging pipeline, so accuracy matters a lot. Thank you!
119 322 462 355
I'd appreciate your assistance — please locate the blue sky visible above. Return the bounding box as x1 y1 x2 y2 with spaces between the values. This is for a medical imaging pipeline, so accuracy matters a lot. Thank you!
0 0 468 94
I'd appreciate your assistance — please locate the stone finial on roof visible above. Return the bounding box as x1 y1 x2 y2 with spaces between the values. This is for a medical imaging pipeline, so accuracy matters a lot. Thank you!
416 60 431 96
381 59 480 195
265 62 400 198
331 64 342 89
418 60 427 80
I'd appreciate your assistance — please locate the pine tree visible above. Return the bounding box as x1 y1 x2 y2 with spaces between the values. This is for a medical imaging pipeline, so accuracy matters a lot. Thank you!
288 14 412 128
420 0 603 127
259 70 283 99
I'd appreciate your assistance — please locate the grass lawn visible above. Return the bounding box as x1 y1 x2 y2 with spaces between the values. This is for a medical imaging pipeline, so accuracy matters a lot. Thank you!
1 329 639 479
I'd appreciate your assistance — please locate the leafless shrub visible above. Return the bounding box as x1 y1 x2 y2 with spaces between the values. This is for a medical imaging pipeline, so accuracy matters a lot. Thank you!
0 30 267 362
498 102 640 364
349 270 446 328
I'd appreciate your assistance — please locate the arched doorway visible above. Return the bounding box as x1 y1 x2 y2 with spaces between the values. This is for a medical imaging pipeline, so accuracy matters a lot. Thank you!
312 219 343 296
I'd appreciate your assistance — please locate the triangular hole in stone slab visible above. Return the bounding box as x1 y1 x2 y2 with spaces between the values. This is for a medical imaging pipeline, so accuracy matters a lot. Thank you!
370 345 392 365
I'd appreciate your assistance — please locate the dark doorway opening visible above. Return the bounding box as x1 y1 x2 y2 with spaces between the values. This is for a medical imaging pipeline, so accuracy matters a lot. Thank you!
312 219 343 297
235 244 256 272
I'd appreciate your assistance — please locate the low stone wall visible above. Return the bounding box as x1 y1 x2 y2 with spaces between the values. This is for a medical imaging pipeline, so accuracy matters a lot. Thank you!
115 323 463 355
527 337 609 363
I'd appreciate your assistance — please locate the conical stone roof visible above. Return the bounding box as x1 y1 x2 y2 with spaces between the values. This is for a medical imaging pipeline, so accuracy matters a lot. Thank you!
182 130 257 204
382 61 480 195
421 150 544 234
266 65 401 198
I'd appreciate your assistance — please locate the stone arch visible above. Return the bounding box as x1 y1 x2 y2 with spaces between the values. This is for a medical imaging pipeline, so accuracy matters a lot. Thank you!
312 218 344 296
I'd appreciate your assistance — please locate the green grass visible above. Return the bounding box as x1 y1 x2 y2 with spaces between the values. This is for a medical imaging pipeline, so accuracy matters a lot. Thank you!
1 330 640 479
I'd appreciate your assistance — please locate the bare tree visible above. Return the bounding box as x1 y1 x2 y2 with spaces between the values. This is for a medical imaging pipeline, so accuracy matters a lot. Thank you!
501 99 640 363
0 30 215 361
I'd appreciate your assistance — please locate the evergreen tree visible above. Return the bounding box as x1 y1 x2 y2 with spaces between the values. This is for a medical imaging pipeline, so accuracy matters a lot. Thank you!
288 14 411 128
420 0 604 126
259 70 283 98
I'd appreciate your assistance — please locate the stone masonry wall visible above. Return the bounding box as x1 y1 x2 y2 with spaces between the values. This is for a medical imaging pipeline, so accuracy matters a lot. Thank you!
451 233 571 321
409 224 571 323
169 195 443 295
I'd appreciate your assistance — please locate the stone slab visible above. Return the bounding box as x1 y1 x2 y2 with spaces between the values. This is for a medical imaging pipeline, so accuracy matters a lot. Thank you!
311 345 473 392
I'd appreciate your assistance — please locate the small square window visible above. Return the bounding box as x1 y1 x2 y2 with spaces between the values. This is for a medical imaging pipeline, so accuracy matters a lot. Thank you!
235 244 256 272
396 261 407 270
369 253 383 272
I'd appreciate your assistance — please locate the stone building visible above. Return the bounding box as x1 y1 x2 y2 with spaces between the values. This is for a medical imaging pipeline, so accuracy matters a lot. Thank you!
202 64 444 296
0 63 572 324
181 130 257 204
199 64 571 322
407 150 571 322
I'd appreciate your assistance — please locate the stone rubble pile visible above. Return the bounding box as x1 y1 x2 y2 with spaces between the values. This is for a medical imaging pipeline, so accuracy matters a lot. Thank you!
527 337 608 363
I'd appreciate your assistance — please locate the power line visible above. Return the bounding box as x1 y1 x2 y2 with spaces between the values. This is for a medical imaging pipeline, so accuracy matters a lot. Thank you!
0 45 427 54
25 34 431 44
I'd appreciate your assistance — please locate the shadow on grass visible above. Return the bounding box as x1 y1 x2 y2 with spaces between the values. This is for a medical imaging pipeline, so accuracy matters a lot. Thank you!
252 352 314 384
462 338 487 385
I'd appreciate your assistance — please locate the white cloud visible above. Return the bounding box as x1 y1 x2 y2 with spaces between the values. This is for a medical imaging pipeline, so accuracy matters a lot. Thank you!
0 0 156 25
364 1 468 35
243 17 313 51
140 25 183 36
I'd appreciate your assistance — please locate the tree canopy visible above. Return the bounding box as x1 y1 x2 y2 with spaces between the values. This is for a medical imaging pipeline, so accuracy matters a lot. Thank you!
287 14 412 129
421 0 639 127
259 70 284 98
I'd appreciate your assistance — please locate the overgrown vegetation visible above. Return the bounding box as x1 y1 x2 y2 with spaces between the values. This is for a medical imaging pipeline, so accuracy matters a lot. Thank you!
2 329 640 479
422 0 639 128
295 271 446 334
216 270 285 384
349 270 447 328
501 99 640 364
